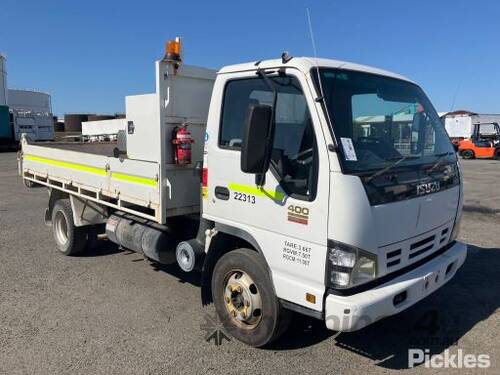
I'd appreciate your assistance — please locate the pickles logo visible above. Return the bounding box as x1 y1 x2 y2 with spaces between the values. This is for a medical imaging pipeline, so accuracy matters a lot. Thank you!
408 349 490 369
287 205 309 225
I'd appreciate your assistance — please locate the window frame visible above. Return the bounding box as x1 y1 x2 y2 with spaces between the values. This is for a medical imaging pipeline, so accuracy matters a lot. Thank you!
217 72 319 201
217 76 246 151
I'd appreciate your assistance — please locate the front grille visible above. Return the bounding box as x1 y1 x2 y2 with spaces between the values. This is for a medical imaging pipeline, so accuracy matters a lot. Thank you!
440 228 449 244
409 235 435 259
410 235 435 250
409 244 434 259
381 222 452 275
386 249 402 268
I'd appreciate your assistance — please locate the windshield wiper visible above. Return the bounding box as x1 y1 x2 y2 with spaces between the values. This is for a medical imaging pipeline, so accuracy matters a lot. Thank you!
365 154 420 182
427 152 454 173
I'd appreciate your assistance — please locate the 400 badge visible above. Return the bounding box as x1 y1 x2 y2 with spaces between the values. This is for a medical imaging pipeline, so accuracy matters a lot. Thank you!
287 205 309 225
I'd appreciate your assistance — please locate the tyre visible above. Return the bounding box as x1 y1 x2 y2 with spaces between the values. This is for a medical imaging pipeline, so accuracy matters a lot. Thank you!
495 149 500 160
461 149 474 159
51 199 88 256
212 249 291 347
86 225 100 251
23 179 37 188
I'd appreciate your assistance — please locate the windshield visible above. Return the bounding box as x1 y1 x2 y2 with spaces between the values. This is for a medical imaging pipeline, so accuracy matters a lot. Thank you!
315 68 456 174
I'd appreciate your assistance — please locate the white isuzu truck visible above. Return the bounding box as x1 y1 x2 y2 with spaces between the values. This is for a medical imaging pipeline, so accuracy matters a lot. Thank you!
18 40 466 347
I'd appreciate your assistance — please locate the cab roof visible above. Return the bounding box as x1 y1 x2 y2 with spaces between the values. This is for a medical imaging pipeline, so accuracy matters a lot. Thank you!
218 57 414 84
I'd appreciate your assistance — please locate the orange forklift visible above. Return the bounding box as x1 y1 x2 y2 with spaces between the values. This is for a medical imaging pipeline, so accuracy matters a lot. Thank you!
458 122 500 159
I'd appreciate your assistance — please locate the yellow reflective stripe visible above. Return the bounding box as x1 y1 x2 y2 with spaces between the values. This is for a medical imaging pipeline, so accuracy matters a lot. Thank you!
228 183 286 202
24 154 157 187
111 172 157 187
24 154 106 176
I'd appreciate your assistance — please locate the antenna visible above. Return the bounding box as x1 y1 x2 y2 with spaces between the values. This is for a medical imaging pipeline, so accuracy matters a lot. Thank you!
306 8 319 60
449 83 460 112
305 8 338 148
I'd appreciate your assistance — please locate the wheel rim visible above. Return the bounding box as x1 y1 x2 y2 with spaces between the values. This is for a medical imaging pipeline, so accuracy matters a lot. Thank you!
223 270 262 329
54 211 69 247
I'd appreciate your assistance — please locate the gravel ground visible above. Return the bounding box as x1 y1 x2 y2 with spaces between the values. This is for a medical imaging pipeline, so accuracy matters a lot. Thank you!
0 152 499 374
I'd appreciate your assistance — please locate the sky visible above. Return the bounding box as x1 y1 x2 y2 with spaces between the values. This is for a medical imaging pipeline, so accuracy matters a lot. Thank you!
1 0 499 116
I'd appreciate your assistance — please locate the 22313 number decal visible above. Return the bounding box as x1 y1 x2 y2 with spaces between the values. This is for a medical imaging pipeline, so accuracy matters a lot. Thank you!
233 192 256 204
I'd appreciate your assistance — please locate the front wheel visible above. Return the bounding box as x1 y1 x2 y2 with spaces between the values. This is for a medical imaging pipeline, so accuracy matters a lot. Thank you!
460 149 474 159
495 149 500 160
212 249 291 347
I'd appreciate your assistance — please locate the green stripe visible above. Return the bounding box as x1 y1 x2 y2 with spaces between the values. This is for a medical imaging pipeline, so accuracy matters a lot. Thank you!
24 154 106 176
25 154 157 188
111 172 157 187
229 183 286 202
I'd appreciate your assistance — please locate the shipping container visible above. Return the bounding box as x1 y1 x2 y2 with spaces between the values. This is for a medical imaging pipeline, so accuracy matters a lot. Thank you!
0 105 13 147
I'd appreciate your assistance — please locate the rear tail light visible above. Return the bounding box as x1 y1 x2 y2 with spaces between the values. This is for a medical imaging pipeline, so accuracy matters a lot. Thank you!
202 168 208 187
201 167 208 199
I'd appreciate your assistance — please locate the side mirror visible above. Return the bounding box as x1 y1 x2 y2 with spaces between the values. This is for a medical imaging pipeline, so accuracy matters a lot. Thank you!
241 104 274 178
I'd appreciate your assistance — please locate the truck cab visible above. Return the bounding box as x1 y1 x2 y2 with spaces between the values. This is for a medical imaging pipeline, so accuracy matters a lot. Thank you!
203 57 466 344
19 48 467 348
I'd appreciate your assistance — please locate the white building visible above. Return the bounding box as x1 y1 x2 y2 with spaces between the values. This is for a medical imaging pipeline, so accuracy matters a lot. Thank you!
8 89 52 114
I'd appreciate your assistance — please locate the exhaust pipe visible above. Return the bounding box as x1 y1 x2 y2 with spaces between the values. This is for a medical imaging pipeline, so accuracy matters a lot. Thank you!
176 218 213 272
176 240 204 272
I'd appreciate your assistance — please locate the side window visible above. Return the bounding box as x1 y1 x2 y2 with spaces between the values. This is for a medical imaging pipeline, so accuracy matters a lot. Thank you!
219 76 317 199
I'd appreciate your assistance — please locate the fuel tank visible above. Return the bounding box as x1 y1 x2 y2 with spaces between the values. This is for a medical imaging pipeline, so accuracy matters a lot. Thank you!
106 213 178 264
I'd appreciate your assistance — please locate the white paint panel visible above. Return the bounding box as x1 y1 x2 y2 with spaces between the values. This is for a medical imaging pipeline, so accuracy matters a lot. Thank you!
22 143 160 207
82 119 127 136
329 172 379 253
125 93 161 162
372 187 459 247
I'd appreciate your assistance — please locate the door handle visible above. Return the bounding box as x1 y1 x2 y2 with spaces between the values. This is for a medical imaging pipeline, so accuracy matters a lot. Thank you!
214 186 230 200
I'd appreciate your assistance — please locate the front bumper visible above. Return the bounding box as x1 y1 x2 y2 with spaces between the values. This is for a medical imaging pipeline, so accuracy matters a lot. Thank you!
324 241 467 332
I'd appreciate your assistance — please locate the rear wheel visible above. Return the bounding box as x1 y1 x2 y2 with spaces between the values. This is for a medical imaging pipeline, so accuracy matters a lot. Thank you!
23 179 37 188
461 149 474 159
51 199 88 256
495 149 500 160
212 249 291 347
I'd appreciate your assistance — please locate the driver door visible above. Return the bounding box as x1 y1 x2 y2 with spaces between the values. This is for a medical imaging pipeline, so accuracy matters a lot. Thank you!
204 70 330 309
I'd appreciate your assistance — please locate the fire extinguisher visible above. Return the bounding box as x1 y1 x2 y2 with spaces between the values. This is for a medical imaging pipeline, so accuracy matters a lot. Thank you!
172 125 194 165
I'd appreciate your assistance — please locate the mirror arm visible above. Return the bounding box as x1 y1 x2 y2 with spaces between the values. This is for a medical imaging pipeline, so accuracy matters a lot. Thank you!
255 173 266 187
256 69 278 183
256 68 278 112
256 68 277 91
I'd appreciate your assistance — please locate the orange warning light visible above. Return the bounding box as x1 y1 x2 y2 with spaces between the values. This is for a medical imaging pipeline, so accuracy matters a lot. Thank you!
165 38 182 61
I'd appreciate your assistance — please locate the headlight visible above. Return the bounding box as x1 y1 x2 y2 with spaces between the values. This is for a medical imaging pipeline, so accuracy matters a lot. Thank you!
326 241 377 289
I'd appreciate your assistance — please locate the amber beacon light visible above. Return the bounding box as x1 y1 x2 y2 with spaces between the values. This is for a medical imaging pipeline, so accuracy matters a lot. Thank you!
165 37 182 62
